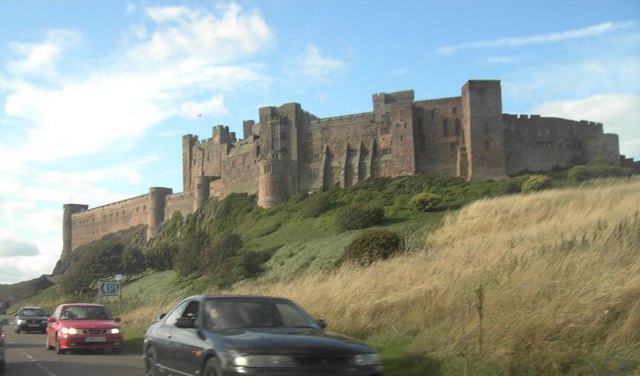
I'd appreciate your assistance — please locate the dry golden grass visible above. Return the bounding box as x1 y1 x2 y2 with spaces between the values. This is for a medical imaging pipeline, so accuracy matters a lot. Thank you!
222 178 640 373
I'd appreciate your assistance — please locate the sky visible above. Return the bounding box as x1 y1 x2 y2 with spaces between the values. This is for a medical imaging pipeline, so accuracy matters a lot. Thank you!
0 0 639 285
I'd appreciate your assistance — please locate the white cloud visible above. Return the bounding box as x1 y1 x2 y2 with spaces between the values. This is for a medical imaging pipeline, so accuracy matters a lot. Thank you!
6 29 81 77
180 94 228 118
292 45 348 82
533 93 640 159
435 21 633 56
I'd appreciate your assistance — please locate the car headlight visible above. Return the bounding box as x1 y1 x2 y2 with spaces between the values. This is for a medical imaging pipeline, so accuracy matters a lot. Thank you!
61 327 79 335
107 328 120 334
233 355 297 367
16 319 25 325
352 353 381 366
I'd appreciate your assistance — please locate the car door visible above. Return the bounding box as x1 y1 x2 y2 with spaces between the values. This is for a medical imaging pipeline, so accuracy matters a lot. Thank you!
153 300 189 372
46 305 61 348
164 300 205 375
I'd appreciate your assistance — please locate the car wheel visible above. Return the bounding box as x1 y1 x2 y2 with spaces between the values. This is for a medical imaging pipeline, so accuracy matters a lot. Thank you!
55 334 65 354
144 346 158 376
46 333 54 350
203 357 223 376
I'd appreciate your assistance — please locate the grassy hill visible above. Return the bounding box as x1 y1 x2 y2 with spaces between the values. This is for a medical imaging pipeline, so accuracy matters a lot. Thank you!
16 173 640 375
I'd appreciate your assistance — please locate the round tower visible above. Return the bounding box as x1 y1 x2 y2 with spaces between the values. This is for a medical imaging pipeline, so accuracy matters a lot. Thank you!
62 203 88 256
147 187 173 240
194 175 211 211
257 160 292 208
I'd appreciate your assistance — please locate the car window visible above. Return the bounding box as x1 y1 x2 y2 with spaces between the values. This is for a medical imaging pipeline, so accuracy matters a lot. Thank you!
203 299 317 329
60 306 112 320
20 308 45 316
164 301 190 327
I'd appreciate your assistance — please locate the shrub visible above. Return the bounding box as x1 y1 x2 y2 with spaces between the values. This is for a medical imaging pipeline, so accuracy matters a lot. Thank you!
522 175 552 193
303 192 333 217
568 164 633 182
122 245 146 275
340 229 405 266
173 230 209 276
198 233 243 275
145 241 177 271
410 192 443 212
335 206 385 231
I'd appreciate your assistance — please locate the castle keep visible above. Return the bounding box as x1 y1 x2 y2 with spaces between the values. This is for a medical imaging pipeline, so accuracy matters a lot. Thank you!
62 80 636 254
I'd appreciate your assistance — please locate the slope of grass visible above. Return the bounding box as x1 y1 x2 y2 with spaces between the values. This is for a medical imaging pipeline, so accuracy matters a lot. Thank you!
223 178 640 375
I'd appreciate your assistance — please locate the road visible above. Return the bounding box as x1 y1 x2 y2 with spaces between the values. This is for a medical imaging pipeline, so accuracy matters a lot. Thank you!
1 315 144 376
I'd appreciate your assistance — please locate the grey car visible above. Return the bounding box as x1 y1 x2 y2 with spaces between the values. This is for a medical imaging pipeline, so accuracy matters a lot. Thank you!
15 306 48 333
1 318 8 374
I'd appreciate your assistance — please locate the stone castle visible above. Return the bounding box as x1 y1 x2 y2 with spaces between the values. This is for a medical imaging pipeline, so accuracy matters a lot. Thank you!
62 80 637 254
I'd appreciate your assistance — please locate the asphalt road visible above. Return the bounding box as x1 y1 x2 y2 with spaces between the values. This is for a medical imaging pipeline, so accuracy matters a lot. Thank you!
1 315 144 376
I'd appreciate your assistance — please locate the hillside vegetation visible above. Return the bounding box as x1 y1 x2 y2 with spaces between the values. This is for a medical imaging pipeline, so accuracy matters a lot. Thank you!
12 166 639 375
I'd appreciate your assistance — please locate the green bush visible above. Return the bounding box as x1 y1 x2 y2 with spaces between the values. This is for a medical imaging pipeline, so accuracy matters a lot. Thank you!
122 245 146 275
568 164 632 182
522 175 552 193
303 192 333 217
173 231 209 276
410 192 442 212
341 229 405 266
198 233 243 275
145 241 177 271
335 206 385 231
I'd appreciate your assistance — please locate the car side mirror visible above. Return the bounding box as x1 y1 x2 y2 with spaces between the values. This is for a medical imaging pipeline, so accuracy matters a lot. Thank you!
175 317 196 329
317 319 327 329
48 317 56 323
114 317 122 322
158 313 166 320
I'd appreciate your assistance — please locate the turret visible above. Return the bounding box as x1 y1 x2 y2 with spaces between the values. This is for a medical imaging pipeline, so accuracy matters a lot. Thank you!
147 187 172 239
62 204 88 256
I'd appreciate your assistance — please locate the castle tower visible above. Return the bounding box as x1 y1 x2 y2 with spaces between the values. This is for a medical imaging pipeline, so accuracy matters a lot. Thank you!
257 159 293 208
182 134 198 192
193 175 211 211
461 80 506 180
147 187 172 240
62 203 88 256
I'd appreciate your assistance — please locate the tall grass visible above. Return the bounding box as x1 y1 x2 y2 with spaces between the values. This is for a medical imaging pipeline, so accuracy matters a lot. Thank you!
225 178 640 374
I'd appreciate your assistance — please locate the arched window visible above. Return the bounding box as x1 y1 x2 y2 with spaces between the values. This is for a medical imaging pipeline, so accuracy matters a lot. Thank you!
442 119 449 137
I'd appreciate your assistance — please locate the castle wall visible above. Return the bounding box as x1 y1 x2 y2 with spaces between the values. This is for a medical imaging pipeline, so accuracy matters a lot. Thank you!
164 191 195 220
412 97 465 177
70 194 150 251
503 115 617 174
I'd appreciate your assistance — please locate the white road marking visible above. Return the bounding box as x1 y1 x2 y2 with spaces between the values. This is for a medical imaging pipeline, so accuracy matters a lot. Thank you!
19 348 58 376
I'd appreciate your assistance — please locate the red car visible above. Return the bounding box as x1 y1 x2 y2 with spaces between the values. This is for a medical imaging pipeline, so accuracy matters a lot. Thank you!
46 303 123 354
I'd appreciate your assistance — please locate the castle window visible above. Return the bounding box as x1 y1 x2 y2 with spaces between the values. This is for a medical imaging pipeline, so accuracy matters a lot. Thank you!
382 148 392 155
450 142 457 150
256 145 260 156
443 119 449 137
452 107 457 114
310 168 319 176
455 119 461 136
381 127 390 135
381 114 390 123
313 154 320 161
264 165 273 174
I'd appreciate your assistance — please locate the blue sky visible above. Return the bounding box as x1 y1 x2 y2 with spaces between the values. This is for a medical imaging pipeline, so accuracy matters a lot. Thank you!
0 0 638 284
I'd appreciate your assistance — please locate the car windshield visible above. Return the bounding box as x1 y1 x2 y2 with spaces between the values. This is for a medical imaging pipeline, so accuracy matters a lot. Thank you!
20 308 45 317
203 298 318 330
60 306 112 320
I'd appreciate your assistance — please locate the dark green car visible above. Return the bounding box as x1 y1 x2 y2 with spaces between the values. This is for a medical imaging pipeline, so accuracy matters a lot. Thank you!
144 295 383 376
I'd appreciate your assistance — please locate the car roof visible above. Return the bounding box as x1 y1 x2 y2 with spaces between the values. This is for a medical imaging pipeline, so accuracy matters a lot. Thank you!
19 306 44 310
183 294 293 302
59 303 106 307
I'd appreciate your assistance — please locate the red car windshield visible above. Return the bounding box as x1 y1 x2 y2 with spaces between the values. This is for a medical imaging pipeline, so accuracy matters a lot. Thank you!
61 306 112 320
